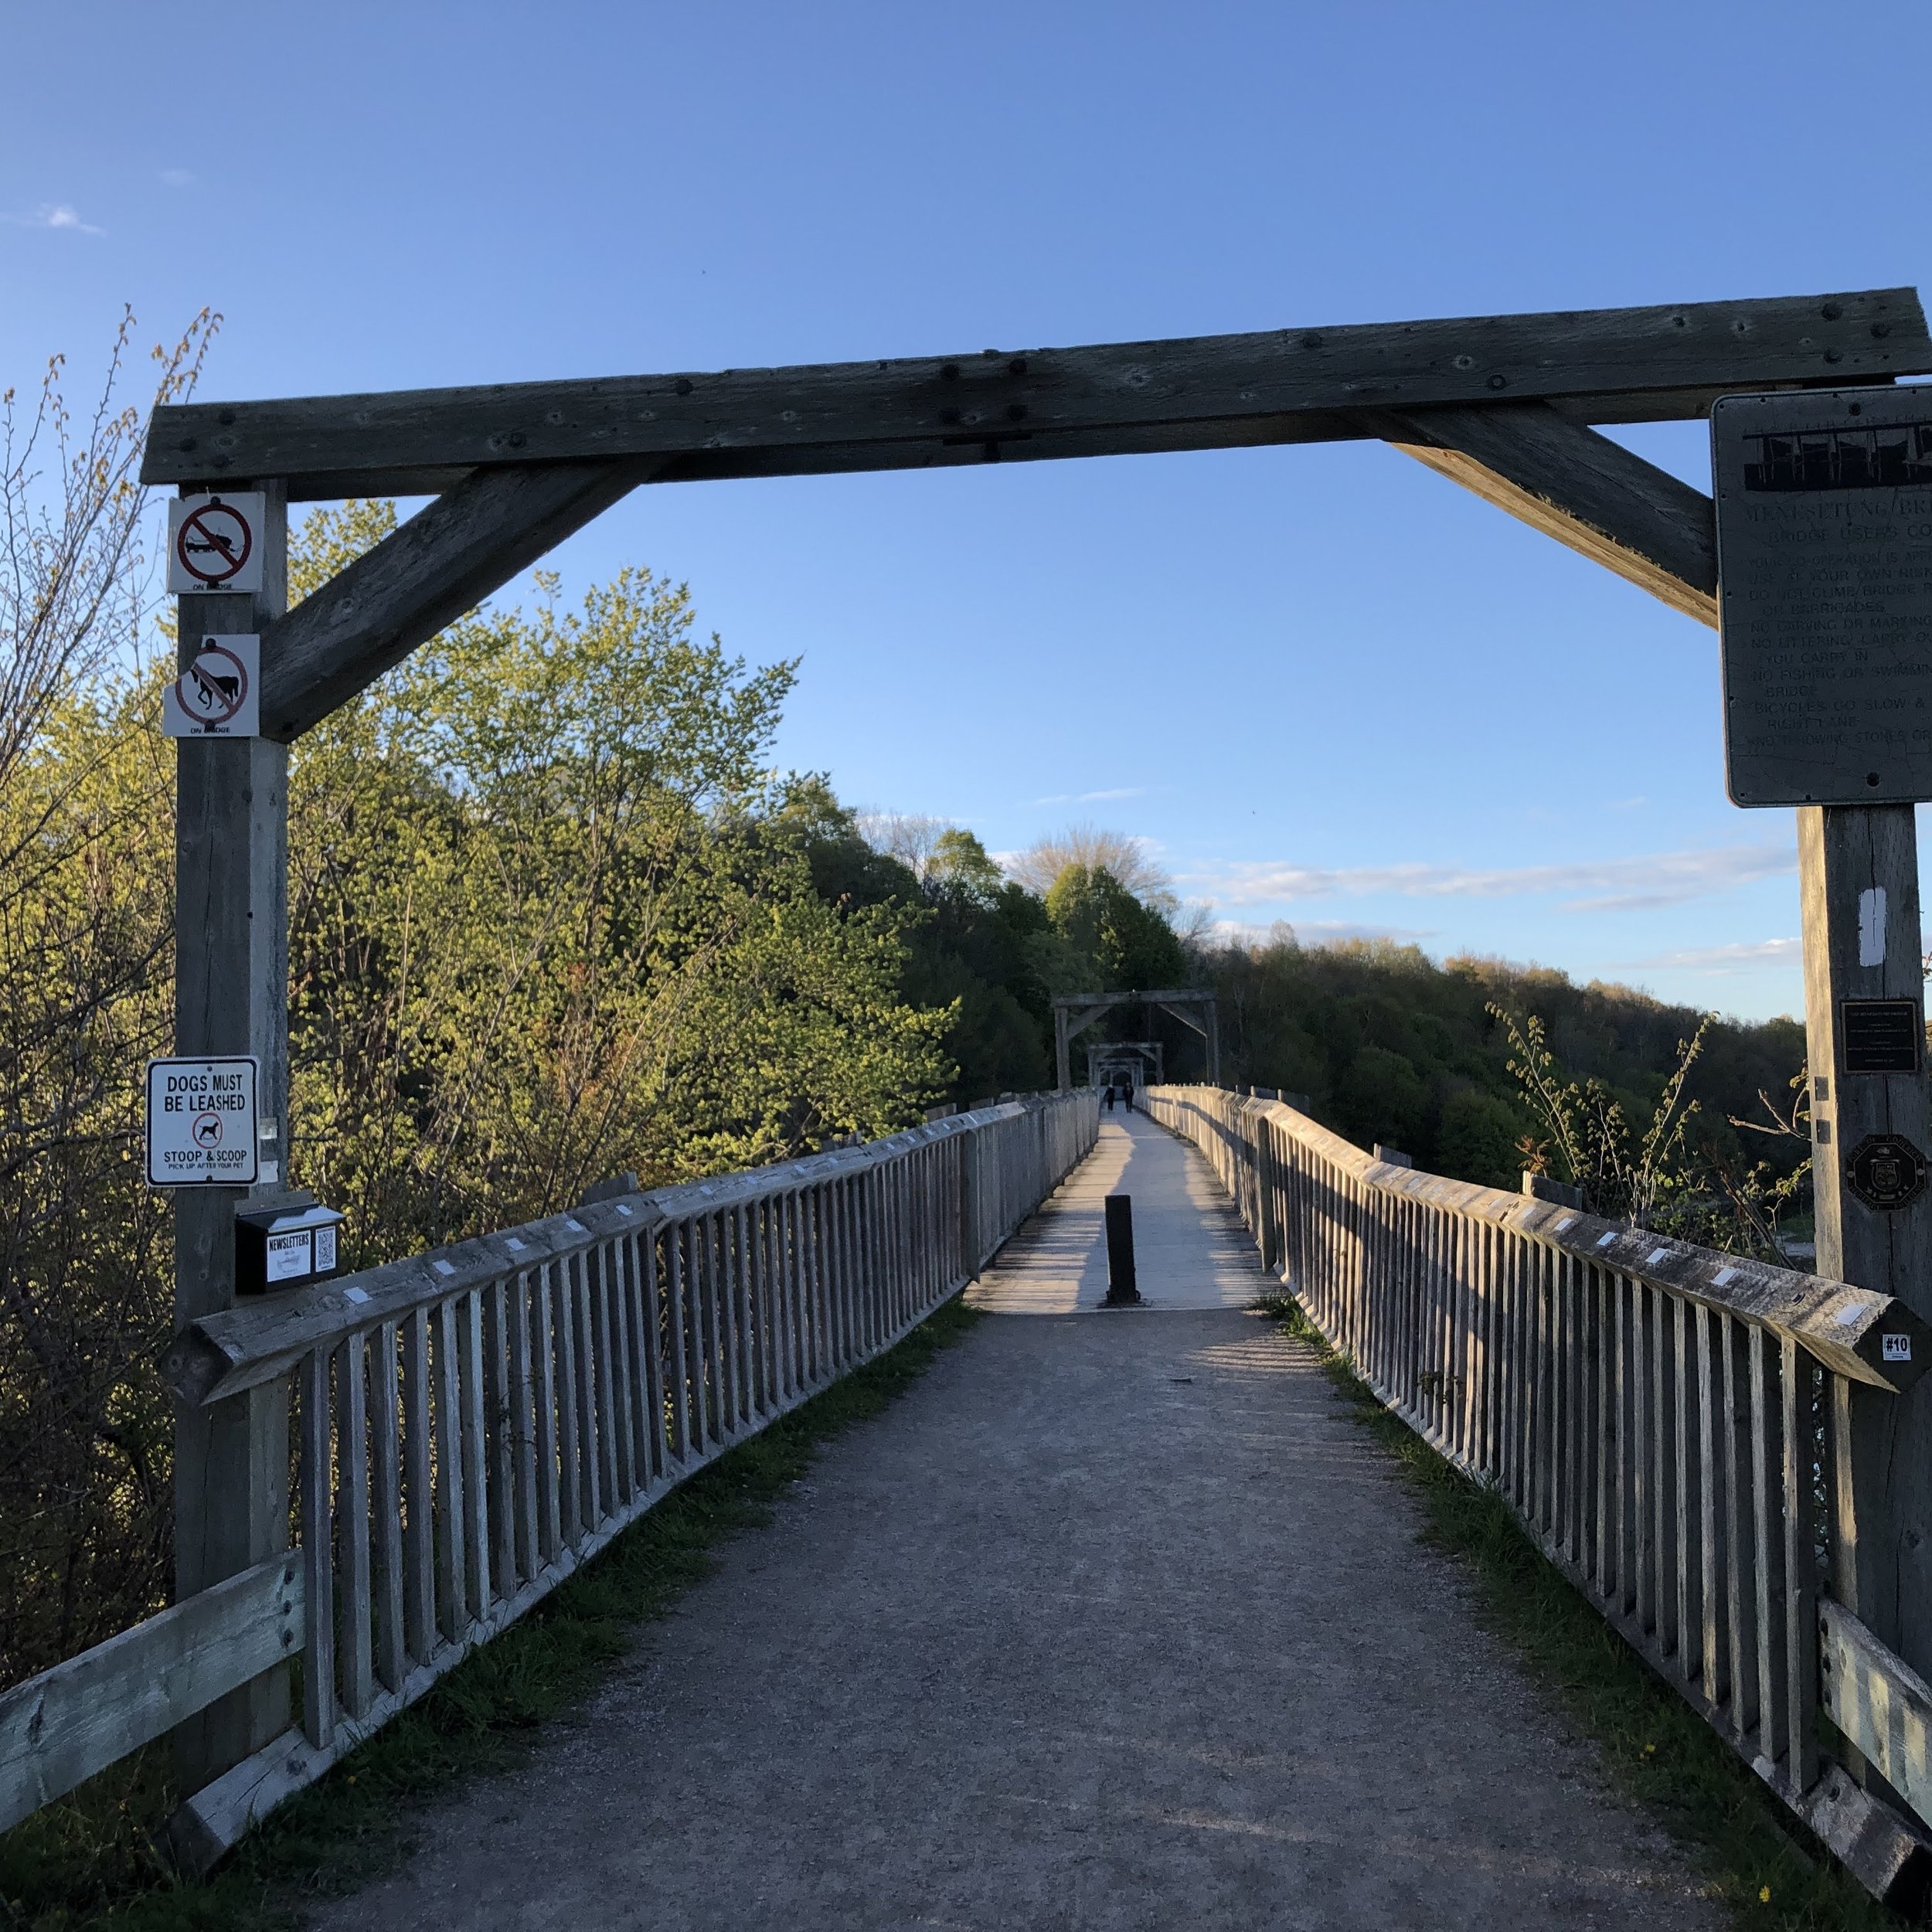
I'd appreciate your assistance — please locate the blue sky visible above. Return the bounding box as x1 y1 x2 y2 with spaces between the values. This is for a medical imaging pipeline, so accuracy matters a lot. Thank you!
7 0 1930 1021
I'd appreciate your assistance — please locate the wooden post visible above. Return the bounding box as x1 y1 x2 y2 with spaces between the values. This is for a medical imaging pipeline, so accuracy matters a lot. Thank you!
1799 805 1932 1692
172 481 293 1790
1054 1005 1071 1092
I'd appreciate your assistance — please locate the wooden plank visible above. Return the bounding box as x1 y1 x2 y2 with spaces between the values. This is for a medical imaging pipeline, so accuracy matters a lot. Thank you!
335 1336 373 1720
1822 1600 1932 1834
141 290 1929 497
401 1310 434 1663
553 1257 584 1543
1695 1304 1724 1702
368 1321 405 1694
300 1349 335 1746
459 1291 491 1618
1750 1326 1788 1780
251 457 658 740
1720 1312 1756 1740
532 1267 562 1562
486 1279 519 1590
1386 403 1716 625
573 1247 608 1520
604 1241 638 1499
664 1223 692 1462
1783 1338 1820 1791
433 1300 467 1640
638 1230 668 1482
1793 1760 1932 1914
0 1553 301 1833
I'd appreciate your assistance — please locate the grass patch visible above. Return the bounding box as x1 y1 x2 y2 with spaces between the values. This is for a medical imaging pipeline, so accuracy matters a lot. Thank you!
1 1294 985 1932
1255 1290 1897 1931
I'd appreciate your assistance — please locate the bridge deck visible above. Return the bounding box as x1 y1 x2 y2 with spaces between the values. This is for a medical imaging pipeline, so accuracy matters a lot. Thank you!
310 1112 1719 1930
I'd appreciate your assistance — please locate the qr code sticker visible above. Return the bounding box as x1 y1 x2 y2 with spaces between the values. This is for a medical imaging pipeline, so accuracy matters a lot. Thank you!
1883 1333 1913 1363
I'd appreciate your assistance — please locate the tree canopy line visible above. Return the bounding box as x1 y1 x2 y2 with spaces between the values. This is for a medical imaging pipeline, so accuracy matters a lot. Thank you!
0 330 1808 1691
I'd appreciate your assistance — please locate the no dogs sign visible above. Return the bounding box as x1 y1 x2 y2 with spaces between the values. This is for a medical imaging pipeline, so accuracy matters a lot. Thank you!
167 493 266 594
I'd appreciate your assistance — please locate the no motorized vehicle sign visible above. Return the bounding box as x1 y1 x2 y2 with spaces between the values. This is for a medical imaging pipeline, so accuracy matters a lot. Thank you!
146 1056 259 1186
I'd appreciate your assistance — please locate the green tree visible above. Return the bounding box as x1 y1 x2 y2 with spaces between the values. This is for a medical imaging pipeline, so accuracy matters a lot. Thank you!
1042 862 1187 994
287 514 951 1255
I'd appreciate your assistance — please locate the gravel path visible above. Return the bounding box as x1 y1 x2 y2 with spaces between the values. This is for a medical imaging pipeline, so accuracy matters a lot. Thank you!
306 1115 1722 1930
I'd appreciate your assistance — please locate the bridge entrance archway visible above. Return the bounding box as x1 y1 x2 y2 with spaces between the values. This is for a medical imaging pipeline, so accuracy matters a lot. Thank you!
138 287 1932 1804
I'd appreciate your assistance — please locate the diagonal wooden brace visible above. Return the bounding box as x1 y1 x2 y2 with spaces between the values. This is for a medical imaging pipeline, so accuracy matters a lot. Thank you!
258 456 660 740
1382 402 1717 628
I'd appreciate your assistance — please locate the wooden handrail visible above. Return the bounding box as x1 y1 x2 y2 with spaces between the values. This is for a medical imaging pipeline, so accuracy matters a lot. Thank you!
161 1100 1037 1408
1167 1089 1929 1393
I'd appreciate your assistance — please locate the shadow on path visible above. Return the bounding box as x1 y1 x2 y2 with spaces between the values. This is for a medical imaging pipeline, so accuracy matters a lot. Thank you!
968 1109 1262 1315
304 1126 1721 1932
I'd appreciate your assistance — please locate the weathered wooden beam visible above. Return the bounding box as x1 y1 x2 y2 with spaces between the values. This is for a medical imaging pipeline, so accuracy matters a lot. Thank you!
257 457 658 740
142 289 1929 501
1384 403 1718 626
0 1554 301 1834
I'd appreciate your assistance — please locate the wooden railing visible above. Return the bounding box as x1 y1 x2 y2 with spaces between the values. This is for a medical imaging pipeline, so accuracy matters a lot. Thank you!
1141 1083 1932 1888
1 1092 1097 1859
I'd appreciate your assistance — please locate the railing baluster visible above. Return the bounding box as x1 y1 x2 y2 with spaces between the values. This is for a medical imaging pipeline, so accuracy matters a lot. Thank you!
1781 1337 1819 1793
1697 1301 1726 1704
1722 1309 1758 1743
1672 1291 1696 1679
433 1298 469 1638
370 1318 406 1692
457 1291 490 1620
487 1277 516 1597
509 1269 539 1581
337 1332 374 1719
604 1240 638 1502
638 1227 668 1482
533 1263 563 1562
664 1220 692 1464
403 1308 435 1662
553 1258 584 1546
301 1345 337 1746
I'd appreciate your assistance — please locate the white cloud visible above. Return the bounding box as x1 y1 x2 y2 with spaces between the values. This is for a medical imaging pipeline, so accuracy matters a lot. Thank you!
160 168 195 189
1185 841 1795 913
1621 937 1803 973
1210 917 1436 949
1030 785 1148 806
5 202 105 236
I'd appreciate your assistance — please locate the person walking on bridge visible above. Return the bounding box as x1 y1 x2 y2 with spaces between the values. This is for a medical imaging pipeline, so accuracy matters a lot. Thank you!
1103 1083 1116 1113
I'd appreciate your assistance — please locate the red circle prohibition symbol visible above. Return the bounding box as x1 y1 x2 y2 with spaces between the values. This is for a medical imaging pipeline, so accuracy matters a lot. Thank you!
175 642 250 727
175 499 254 585
192 1111 224 1149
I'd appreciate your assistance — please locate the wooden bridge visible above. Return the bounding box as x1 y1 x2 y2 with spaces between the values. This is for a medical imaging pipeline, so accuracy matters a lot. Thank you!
11 284 1932 1917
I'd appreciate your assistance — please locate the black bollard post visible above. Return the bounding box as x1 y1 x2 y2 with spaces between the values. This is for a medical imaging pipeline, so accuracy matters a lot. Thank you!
1103 1194 1141 1306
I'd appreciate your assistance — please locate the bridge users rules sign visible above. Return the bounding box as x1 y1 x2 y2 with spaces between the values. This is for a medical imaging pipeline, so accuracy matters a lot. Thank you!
1713 389 1932 806
146 1056 259 1186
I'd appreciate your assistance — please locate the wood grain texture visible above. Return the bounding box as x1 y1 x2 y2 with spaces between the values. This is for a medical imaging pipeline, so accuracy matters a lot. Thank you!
0 1555 300 1833
1821 1600 1932 1834
141 290 1929 497
1799 804 1932 1687
256 457 658 740
1386 402 1717 625
172 480 294 1792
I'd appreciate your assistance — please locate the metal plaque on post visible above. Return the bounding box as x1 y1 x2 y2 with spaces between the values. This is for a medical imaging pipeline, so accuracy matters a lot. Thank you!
1713 388 1932 805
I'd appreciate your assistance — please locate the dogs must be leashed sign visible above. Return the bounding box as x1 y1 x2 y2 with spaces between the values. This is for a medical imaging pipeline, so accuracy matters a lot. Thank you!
1713 388 1932 806
146 1056 259 1186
